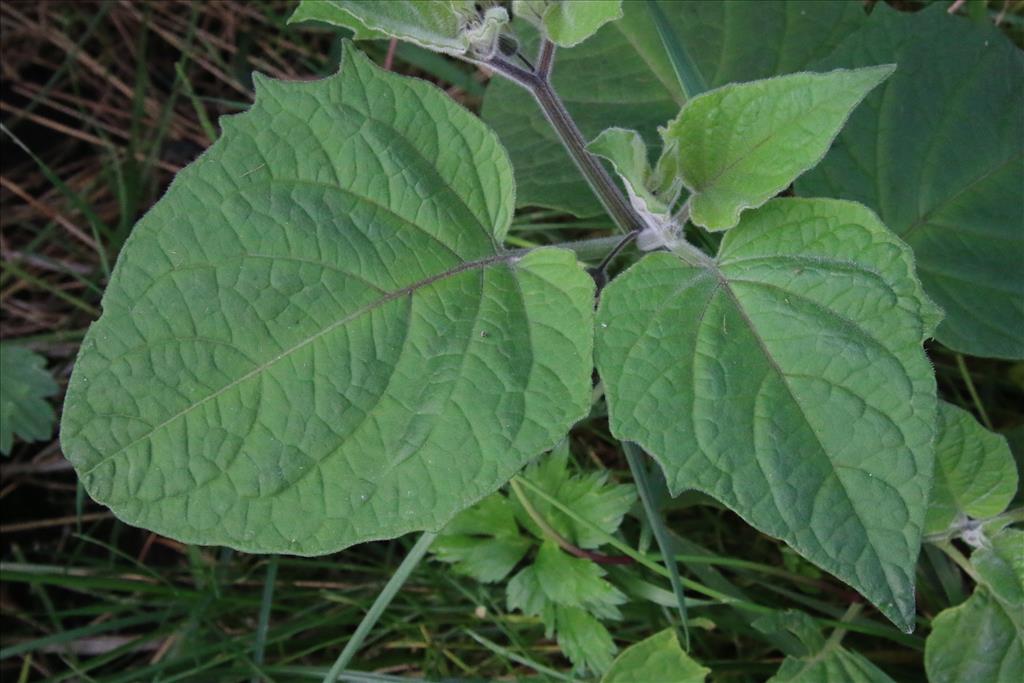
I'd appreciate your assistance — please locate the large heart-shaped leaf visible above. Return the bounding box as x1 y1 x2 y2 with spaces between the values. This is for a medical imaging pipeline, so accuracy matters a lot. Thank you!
60 43 594 555
595 198 940 631
483 0 868 216
796 4 1024 359
661 66 892 231
925 401 1017 536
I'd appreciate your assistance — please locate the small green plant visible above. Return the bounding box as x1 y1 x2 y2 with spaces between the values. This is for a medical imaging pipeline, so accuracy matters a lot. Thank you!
433 444 636 674
57 1 1022 679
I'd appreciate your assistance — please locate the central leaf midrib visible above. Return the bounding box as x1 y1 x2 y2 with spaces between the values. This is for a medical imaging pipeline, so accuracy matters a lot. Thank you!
712 268 897 609
80 252 514 476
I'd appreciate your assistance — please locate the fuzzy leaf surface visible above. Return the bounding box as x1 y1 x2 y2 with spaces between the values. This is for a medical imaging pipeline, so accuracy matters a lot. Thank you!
925 401 1017 535
796 4 1024 358
513 0 622 47
602 629 709 683
483 0 868 216
0 344 59 455
595 198 940 631
661 67 893 231
61 44 594 555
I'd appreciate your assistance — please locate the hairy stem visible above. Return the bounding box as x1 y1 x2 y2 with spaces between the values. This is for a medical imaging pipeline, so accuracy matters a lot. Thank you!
484 48 645 236
532 234 633 262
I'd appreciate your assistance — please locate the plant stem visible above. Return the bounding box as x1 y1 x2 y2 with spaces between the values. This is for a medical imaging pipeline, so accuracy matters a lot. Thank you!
824 602 864 650
935 541 982 583
536 234 633 262
484 49 644 236
623 442 690 650
322 532 436 683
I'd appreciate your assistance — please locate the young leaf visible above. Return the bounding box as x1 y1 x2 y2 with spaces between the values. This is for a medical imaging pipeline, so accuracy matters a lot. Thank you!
660 66 893 231
602 629 710 683
925 587 1023 683
533 541 627 614
513 0 623 48
595 198 940 632
554 604 618 675
796 4 1024 359
506 544 626 675
925 402 1017 536
513 446 636 549
432 495 532 583
587 127 682 250
0 344 59 456
60 43 595 555
484 0 869 216
289 0 509 57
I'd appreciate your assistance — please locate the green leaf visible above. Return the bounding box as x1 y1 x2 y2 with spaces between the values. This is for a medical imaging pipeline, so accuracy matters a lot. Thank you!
661 67 893 231
974 529 1024 606
513 0 623 48
289 0 509 57
752 610 826 656
758 611 897 682
595 198 940 632
796 4 1024 359
513 446 636 549
483 0 868 216
0 344 59 456
602 629 710 683
533 541 626 614
433 495 532 583
61 43 595 555
587 127 672 216
587 127 683 249
554 604 618 675
769 645 897 683
925 402 1017 536
925 588 1023 683
506 545 625 675
507 564 546 616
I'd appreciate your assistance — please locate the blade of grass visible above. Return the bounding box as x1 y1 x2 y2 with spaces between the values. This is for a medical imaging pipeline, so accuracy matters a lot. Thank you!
251 556 279 680
322 531 436 683
1 123 111 278
623 441 690 649
464 630 580 683
645 0 707 98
